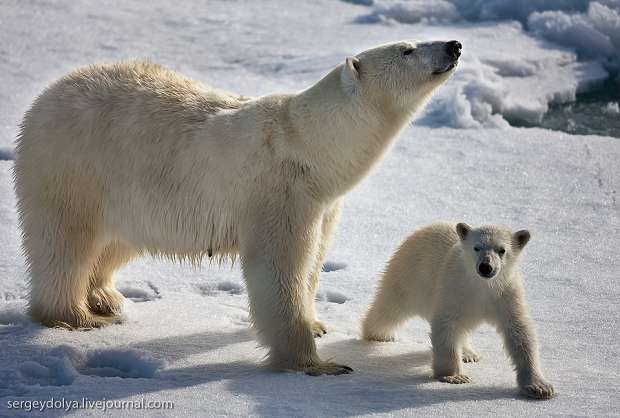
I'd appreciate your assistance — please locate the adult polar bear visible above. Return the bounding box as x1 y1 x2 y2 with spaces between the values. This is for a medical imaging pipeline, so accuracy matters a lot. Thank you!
15 40 461 375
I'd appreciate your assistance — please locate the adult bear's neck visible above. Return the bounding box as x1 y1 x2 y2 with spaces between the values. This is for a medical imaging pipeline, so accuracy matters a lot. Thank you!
289 65 413 199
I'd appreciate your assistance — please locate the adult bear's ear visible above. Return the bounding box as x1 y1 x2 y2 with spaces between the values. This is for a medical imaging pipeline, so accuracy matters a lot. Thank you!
341 57 361 88
513 230 531 249
456 222 471 241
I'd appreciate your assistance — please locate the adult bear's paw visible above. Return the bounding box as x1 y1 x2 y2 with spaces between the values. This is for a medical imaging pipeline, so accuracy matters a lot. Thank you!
311 320 328 338
304 362 353 376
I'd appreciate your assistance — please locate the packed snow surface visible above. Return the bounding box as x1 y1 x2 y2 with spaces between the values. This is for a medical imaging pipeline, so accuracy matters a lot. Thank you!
1 0 619 417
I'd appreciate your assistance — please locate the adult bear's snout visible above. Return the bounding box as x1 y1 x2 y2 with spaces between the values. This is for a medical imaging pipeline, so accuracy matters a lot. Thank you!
446 40 462 59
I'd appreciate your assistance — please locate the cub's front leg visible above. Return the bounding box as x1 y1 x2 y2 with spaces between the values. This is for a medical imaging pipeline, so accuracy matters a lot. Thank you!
431 311 471 384
497 287 555 399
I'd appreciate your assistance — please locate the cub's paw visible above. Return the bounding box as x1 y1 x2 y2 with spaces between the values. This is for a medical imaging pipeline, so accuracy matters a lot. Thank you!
462 348 481 363
88 287 124 315
304 362 353 376
312 320 328 338
438 374 472 384
521 379 555 400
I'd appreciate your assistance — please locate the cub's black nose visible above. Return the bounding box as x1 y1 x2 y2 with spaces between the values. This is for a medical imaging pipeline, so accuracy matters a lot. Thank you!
478 263 493 277
446 40 462 59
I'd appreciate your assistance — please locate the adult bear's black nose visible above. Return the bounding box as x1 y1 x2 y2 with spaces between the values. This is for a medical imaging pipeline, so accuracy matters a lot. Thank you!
446 40 462 59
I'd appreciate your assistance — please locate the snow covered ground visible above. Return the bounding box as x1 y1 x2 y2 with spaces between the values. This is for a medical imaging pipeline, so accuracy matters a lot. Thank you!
1 0 619 416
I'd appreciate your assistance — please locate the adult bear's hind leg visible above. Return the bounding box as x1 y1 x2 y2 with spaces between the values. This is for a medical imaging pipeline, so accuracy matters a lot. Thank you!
88 241 137 315
23 207 116 329
462 332 481 363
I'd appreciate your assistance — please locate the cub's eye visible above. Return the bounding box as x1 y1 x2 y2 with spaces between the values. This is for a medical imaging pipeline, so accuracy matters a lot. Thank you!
498 248 506 256
403 48 414 56
474 246 480 252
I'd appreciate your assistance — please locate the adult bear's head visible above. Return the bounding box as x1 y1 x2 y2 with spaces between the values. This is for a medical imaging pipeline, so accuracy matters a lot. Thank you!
340 40 461 114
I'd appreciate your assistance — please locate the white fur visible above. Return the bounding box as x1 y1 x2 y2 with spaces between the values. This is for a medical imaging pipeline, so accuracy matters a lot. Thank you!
15 40 457 375
362 222 555 399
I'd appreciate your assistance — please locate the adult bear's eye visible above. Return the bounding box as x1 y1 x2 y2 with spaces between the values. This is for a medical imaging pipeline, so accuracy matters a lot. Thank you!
474 246 480 252
498 248 506 256
403 48 414 56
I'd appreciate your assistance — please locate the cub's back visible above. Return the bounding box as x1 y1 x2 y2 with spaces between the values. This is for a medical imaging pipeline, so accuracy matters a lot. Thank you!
384 222 458 316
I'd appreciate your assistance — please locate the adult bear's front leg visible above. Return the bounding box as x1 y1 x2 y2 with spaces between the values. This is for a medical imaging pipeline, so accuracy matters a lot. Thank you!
240 198 352 375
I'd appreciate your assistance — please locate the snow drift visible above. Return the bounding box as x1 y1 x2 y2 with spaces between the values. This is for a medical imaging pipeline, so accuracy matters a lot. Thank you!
350 0 619 128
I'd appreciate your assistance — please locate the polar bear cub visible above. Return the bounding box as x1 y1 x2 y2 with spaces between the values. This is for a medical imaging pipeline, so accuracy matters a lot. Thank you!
362 222 555 399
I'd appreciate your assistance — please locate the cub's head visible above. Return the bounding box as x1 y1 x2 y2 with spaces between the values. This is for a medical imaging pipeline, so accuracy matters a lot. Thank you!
341 40 461 112
456 223 530 280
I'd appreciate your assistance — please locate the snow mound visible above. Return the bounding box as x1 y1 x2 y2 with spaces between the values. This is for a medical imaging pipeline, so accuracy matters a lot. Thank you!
419 56 608 127
604 101 620 113
355 1 459 24
447 0 592 22
528 2 620 70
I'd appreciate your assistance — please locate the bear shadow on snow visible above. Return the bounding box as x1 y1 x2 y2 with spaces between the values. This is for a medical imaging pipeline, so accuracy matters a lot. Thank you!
120 334 521 415
3 322 520 418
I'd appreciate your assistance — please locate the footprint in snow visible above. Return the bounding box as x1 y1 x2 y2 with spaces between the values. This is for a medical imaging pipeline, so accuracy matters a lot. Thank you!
19 346 164 386
322 261 347 272
80 349 164 378
196 280 245 296
119 281 161 302
0 305 29 327
216 281 244 294
0 147 14 161
316 290 349 304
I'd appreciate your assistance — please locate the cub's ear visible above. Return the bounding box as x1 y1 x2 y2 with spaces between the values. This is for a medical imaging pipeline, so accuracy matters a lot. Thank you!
341 57 361 87
514 229 531 249
456 222 471 241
